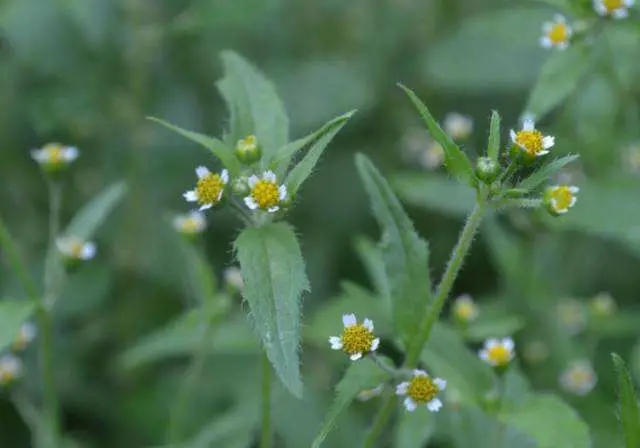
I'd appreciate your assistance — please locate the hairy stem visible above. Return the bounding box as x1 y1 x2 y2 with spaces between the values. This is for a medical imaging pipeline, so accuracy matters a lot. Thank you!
260 353 272 448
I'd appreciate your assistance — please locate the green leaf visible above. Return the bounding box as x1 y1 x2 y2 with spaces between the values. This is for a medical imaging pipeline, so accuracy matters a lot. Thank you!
148 117 241 174
525 42 592 118
450 406 537 448
487 110 501 161
177 237 218 306
391 172 474 217
311 359 391 448
353 236 390 299
271 110 355 176
517 154 580 192
399 84 475 186
234 223 309 397
185 406 258 448
591 312 640 338
612 353 640 448
63 181 127 241
394 409 436 448
500 394 591 448
355 154 431 350
284 110 354 192
219 51 289 157
0 299 37 352
465 314 526 342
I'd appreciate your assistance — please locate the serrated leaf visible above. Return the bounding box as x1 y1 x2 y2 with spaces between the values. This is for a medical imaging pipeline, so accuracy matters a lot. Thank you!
311 358 391 448
219 51 289 157
499 394 591 448
398 84 475 186
517 154 580 192
487 110 501 161
234 223 309 397
63 181 127 241
391 172 474 217
612 353 640 448
148 117 241 174
0 299 38 352
525 42 592 118
394 409 436 448
355 154 431 350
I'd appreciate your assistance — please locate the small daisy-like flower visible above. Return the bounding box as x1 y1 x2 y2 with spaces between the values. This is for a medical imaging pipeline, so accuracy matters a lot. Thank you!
510 116 555 158
594 0 635 19
396 370 446 412
479 337 515 367
357 384 384 402
540 15 572 50
626 143 640 173
0 354 23 386
443 113 473 140
56 236 96 261
559 360 597 396
244 171 288 213
589 292 617 317
329 314 380 361
224 266 244 293
556 298 587 335
523 340 549 364
545 185 579 214
418 140 445 170
451 294 479 323
12 322 36 351
184 166 229 211
31 143 79 170
172 211 206 236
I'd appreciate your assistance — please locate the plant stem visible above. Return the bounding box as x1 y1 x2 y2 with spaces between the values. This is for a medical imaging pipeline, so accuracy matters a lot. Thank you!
362 395 396 448
260 353 272 448
0 217 39 300
370 354 399 376
405 202 485 367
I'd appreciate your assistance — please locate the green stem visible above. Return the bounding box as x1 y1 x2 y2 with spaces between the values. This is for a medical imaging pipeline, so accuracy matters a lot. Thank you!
406 202 485 367
370 354 400 377
362 395 396 448
0 217 39 300
260 353 272 448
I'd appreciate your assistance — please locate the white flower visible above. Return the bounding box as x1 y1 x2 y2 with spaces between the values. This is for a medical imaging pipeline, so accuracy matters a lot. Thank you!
224 266 244 292
183 167 229 211
0 354 23 386
172 211 206 235
329 313 380 361
593 0 634 19
418 140 445 170
479 337 515 367
357 384 384 401
396 370 446 412
13 322 37 351
56 236 96 261
589 292 617 317
540 15 572 50
244 171 288 213
31 143 79 168
451 294 479 323
556 299 587 335
510 117 555 157
560 360 597 396
545 185 579 214
443 113 473 140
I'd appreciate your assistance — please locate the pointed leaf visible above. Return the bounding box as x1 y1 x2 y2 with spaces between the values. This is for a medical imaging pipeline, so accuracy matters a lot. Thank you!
612 353 640 448
63 181 127 241
353 236 390 299
234 223 309 397
355 154 432 349
148 117 241 174
394 410 436 448
517 154 580 192
0 299 37 352
398 84 475 186
391 172 474 217
487 110 501 161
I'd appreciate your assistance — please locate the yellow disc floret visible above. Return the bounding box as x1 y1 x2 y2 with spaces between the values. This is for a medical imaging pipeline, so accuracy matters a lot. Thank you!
44 144 65 165
486 345 511 366
547 23 569 45
196 173 225 206
341 324 375 356
604 0 624 11
407 375 441 405
515 130 545 156
550 186 573 210
250 179 280 210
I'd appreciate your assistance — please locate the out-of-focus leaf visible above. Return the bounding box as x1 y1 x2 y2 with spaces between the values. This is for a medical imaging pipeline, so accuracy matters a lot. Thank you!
394 409 436 448
604 24 640 91
612 353 640 448
64 0 115 48
517 154 580 192
235 223 308 398
487 110 501 162
391 173 474 217
590 312 640 338
148 118 241 174
177 238 217 305
0 299 37 352
219 51 289 157
356 154 432 350
185 406 258 448
465 314 525 342
311 358 392 448
399 84 475 186
54 265 111 318
284 110 354 193
499 394 591 448
449 406 537 448
525 41 592 118
64 181 127 241
353 236 390 298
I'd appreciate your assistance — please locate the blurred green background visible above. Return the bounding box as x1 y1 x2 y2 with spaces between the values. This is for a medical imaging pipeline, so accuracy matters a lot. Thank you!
1 0 640 447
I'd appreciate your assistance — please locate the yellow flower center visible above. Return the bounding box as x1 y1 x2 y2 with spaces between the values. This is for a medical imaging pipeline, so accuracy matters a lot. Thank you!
407 376 440 405
196 173 225 205
568 369 591 385
454 302 476 321
487 345 511 366
44 145 65 164
238 135 258 151
341 324 375 356
251 179 280 210
550 186 573 211
547 23 568 44
0 370 15 384
515 130 544 155
70 241 84 258
181 218 200 234
603 0 624 11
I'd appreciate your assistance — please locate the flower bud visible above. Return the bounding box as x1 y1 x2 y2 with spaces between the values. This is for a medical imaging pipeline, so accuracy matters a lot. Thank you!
230 176 251 197
475 157 500 183
235 135 262 165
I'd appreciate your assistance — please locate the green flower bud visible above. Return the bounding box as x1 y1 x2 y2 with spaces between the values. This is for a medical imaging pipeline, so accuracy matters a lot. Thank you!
475 157 500 183
235 135 262 165
230 176 250 197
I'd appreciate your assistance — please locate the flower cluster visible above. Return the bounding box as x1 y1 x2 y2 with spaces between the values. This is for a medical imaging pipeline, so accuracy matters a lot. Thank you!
0 322 38 388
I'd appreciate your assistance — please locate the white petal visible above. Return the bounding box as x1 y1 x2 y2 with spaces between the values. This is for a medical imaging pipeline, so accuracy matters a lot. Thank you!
537 149 550 156
184 190 198 202
264 171 277 182
612 8 629 19
56 238 68 254
569 186 580 193
404 397 417 412
350 353 363 361
196 166 210 179
427 398 443 412
624 0 634 6
342 314 357 327
267 206 280 213
199 203 213 211
542 22 553 33
172 216 185 229
594 2 607 15
64 147 79 161
557 42 569 51
485 338 499 349
509 129 517 143
569 197 577 208
502 337 515 351
413 369 428 377
553 14 566 23
363 319 374 331
479 349 490 362
248 175 259 188
522 118 535 131
244 197 258 210
396 382 409 395
329 336 343 350
278 185 288 201
543 135 555 149
434 378 447 390
217 190 224 202
540 37 553 48
220 169 229 183
81 242 97 260
370 338 380 352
